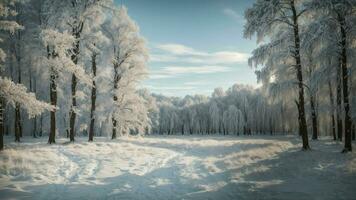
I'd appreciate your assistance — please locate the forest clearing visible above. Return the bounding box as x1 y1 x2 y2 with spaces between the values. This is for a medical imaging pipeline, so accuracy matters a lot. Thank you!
1 0 356 199
1 136 355 200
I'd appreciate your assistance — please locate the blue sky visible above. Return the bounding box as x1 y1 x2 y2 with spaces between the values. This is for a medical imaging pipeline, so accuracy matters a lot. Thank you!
115 0 258 96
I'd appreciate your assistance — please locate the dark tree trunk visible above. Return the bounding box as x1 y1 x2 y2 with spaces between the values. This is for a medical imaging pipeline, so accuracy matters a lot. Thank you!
328 82 337 140
15 103 21 142
67 0 87 141
112 88 118 139
69 73 77 142
352 123 355 141
69 46 78 142
112 117 117 139
33 116 37 138
338 15 352 152
48 46 57 144
88 53 97 142
310 94 318 140
69 23 83 142
14 54 22 142
48 71 57 144
336 59 343 141
14 7 22 141
29 67 37 138
39 114 43 137
291 1 309 150
112 45 122 139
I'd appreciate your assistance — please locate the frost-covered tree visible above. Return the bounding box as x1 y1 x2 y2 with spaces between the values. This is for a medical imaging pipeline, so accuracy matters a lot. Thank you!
209 101 220 134
104 6 148 139
40 0 111 142
305 0 356 152
0 0 53 149
224 105 244 135
244 0 310 150
42 0 108 142
40 29 92 143
80 6 108 141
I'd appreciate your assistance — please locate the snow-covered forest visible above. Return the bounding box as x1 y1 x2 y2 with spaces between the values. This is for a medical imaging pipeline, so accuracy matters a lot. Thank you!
0 0 150 147
0 0 356 199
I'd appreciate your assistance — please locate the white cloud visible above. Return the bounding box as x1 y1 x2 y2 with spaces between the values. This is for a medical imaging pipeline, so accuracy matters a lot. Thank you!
145 85 197 91
149 43 249 80
161 65 231 74
149 65 231 79
149 74 174 79
150 54 179 62
210 51 249 64
151 43 249 65
223 8 244 22
156 44 206 56
183 81 207 86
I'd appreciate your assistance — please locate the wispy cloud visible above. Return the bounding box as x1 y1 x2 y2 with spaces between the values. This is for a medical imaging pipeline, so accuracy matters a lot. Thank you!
143 84 213 97
223 8 244 22
156 44 205 56
149 65 231 79
183 81 207 86
161 65 231 74
151 43 249 65
146 85 197 91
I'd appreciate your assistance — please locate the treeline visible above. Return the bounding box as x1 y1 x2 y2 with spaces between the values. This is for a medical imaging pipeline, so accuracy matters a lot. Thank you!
148 86 272 136
0 0 149 150
148 83 356 141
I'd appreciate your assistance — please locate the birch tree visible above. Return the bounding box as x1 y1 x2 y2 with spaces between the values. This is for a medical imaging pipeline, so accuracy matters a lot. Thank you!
244 0 310 150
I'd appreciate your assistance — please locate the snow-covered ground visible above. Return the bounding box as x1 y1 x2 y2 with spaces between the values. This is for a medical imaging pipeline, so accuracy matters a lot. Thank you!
0 135 355 200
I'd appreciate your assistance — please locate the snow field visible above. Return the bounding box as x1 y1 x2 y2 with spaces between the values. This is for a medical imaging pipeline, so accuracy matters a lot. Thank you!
0 135 355 200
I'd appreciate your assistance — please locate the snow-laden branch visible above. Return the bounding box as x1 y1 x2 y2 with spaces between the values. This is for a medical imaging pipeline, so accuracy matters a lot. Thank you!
0 77 55 117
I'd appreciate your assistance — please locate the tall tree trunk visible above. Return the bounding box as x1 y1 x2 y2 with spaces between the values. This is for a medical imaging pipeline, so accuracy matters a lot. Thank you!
112 50 121 139
48 70 57 144
33 117 37 138
336 59 343 141
69 74 77 142
89 53 97 142
310 94 318 140
14 49 22 142
339 15 352 152
112 93 118 139
13 4 22 141
112 101 118 139
39 114 43 137
291 0 309 150
69 28 82 142
328 82 337 140
14 103 21 142
29 67 37 138
48 47 57 144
